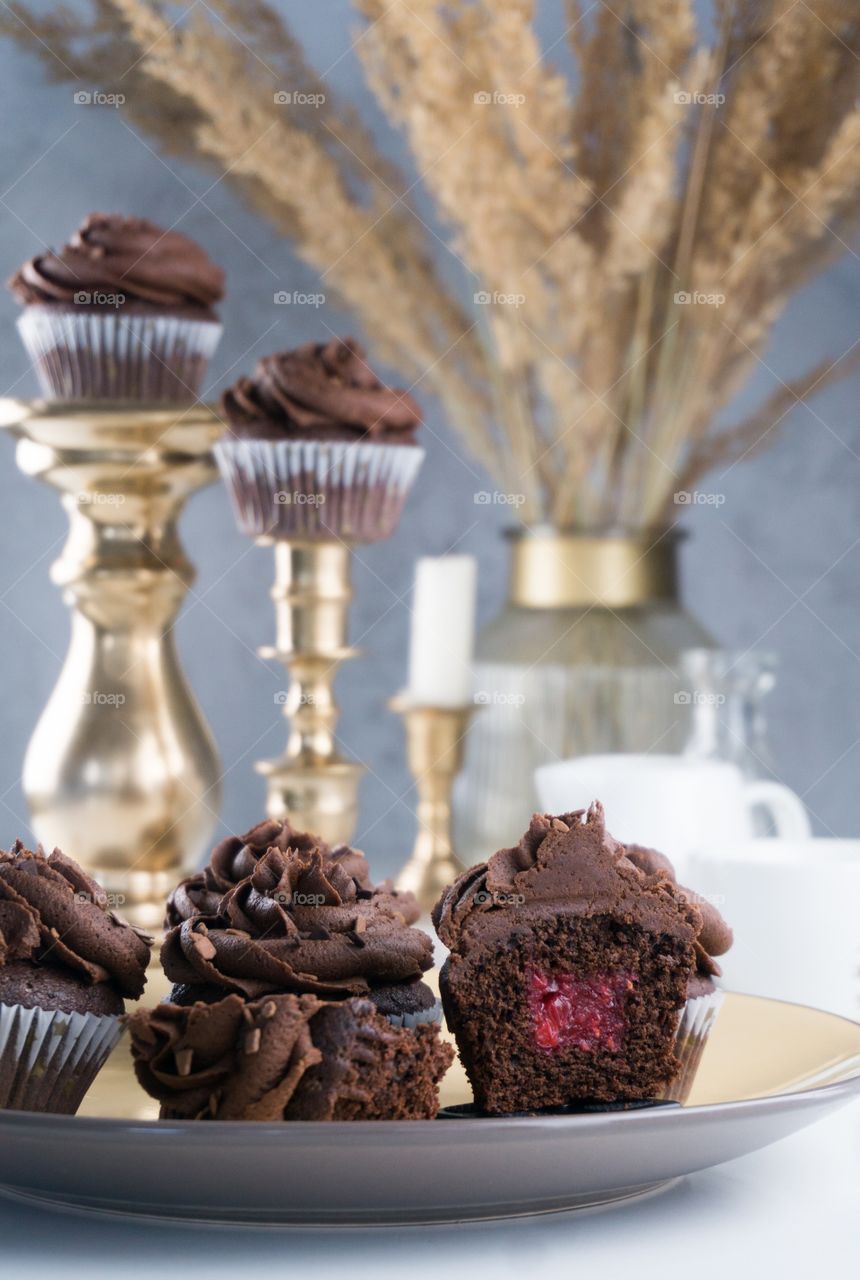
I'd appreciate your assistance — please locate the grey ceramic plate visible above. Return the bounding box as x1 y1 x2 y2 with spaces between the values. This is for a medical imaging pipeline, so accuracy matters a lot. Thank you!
0 992 858 1226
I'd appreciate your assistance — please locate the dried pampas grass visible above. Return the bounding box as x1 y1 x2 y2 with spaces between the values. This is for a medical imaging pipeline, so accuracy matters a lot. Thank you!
4 0 860 527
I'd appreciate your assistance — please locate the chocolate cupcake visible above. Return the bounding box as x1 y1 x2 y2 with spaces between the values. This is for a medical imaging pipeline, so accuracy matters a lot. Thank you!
433 803 732 1114
214 337 424 541
165 817 419 929
130 844 453 1119
9 212 224 401
127 991 451 1121
0 841 152 1113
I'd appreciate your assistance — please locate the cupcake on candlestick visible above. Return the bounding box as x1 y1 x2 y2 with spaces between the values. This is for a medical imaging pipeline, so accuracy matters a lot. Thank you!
214 337 424 541
8 212 224 402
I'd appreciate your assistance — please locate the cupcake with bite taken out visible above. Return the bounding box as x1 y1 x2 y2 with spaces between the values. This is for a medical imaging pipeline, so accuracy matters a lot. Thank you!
214 337 424 541
8 212 224 401
0 841 151 1114
128 842 452 1119
433 803 732 1115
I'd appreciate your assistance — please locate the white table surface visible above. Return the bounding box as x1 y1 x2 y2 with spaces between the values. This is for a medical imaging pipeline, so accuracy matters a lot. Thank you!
2 1102 857 1280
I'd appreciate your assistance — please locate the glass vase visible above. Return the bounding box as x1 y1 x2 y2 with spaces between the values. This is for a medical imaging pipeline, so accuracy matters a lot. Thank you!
453 528 715 862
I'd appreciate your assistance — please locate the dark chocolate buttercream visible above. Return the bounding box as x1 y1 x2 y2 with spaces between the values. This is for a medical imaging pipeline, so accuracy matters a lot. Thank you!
0 841 151 998
8 213 224 311
166 817 418 928
161 845 432 999
433 804 730 980
127 991 451 1120
220 338 420 443
126 992 323 1120
624 842 733 977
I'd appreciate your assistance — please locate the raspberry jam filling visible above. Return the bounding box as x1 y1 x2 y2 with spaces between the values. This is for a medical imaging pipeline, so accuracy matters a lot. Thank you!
529 969 636 1052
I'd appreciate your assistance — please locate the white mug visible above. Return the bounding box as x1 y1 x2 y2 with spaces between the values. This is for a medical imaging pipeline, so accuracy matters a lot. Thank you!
685 840 860 1021
533 754 810 871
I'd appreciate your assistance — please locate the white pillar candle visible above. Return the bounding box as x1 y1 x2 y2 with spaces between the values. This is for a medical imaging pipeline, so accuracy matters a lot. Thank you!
407 555 477 706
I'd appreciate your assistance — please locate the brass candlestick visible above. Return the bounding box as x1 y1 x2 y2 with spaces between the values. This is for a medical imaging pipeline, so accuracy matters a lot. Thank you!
391 698 473 914
255 539 363 844
0 399 223 932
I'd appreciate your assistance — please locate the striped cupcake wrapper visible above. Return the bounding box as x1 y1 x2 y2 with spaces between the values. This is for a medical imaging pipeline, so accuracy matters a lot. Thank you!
382 998 444 1030
0 1001 122 1115
214 437 425 544
17 308 221 402
660 988 725 1103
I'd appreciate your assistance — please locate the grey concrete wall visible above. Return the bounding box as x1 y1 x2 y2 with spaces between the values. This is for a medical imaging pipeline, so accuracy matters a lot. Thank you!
1 2 859 880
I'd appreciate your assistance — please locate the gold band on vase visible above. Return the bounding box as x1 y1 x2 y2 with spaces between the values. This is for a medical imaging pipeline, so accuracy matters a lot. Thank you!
508 529 679 609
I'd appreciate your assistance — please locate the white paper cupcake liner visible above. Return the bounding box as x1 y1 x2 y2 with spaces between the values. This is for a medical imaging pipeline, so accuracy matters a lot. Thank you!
660 988 724 1103
382 998 443 1030
0 1001 122 1115
214 438 425 543
17 307 222 402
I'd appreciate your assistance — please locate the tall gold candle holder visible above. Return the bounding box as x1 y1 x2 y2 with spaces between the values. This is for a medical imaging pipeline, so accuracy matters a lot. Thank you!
255 538 363 845
0 399 223 931
391 697 473 914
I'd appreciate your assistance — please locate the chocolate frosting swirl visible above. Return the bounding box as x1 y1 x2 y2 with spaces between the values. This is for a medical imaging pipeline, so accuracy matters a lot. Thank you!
433 803 732 980
126 993 323 1120
220 338 421 443
166 817 418 928
623 843 733 977
127 991 449 1120
161 845 432 999
8 213 224 311
0 841 152 998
